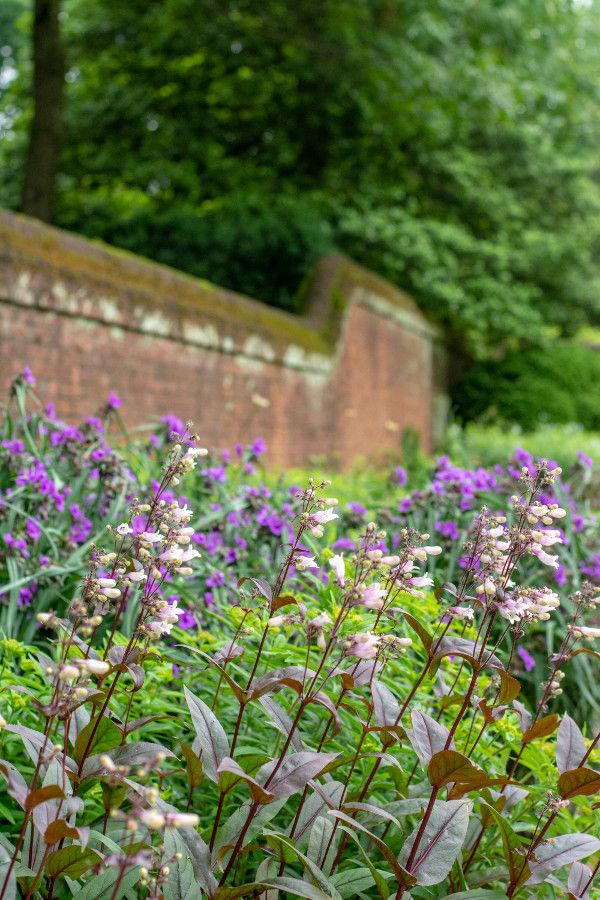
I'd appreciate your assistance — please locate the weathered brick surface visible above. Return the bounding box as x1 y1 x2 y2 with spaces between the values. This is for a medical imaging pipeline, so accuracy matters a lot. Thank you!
0 210 444 467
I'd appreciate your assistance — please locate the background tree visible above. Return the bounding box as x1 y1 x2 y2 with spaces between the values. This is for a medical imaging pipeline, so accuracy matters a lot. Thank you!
1 0 600 360
21 0 65 221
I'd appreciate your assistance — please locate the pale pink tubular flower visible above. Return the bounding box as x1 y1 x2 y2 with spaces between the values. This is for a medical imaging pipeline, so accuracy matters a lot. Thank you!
329 553 345 584
411 545 442 562
447 605 474 621
310 508 339 525
533 548 560 569
569 624 600 641
361 582 386 609
345 632 379 659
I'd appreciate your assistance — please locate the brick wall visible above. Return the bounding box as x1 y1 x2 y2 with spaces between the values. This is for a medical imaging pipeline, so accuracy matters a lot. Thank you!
0 210 445 467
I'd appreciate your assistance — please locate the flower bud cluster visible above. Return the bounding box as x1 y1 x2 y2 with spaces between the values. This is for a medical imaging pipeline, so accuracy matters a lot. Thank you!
496 586 560 625
542 669 565 699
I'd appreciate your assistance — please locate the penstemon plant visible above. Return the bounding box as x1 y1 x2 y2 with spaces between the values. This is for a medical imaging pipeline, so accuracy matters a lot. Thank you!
2 446 600 899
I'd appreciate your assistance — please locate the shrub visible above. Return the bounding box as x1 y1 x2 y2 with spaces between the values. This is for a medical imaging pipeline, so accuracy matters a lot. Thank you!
1 374 600 898
452 342 600 429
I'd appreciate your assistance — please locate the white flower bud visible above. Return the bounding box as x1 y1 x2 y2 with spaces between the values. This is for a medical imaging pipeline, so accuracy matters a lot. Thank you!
139 809 166 830
76 659 110 676
58 665 80 681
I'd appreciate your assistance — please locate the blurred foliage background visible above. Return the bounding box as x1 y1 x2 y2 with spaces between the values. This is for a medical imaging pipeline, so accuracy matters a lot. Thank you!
2 1 600 424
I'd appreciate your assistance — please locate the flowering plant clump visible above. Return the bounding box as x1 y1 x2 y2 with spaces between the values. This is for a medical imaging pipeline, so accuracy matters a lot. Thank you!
0 375 300 644
336 448 600 719
0 376 600 898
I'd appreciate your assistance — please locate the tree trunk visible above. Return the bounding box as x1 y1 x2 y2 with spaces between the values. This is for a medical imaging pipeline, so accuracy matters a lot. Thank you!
21 0 65 222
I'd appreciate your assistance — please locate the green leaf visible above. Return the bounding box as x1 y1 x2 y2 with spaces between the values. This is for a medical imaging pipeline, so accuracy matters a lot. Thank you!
558 767 600 799
73 716 122 765
183 685 229 782
181 741 204 788
308 815 338 871
0 843 16 900
444 892 507 899
399 800 471 885
162 830 197 900
330 867 380 898
522 713 560 744
555 714 587 774
427 750 483 789
25 784 66 811
475 799 523 883
70 865 141 899
262 831 342 899
527 833 600 885
335 826 392 900
497 671 521 704
406 709 452 766
45 846 101 879
398 609 433 652
328 812 415 888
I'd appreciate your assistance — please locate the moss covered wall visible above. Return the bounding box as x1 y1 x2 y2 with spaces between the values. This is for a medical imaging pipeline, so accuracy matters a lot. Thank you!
0 210 445 466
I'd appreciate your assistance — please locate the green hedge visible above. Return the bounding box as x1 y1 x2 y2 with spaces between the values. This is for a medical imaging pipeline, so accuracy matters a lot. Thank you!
453 342 600 429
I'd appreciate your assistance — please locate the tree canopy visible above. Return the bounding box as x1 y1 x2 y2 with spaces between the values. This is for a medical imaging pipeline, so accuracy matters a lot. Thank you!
1 0 600 357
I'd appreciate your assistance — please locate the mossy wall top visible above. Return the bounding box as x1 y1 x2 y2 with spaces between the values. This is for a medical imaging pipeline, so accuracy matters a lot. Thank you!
0 209 444 466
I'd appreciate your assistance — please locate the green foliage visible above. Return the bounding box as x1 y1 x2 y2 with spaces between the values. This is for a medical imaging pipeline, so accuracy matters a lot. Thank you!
445 422 600 472
453 343 600 429
1 378 600 896
3 0 600 350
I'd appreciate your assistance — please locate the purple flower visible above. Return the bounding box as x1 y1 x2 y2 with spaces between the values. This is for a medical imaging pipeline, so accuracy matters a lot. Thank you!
347 502 367 518
69 503 92 544
394 466 408 487
18 583 37 607
577 450 593 468
206 570 225 589
555 564 567 587
572 514 585 533
3 532 29 558
435 520 461 541
517 646 536 673
22 366 36 386
85 416 104 433
581 555 600 581
251 437 267 457
177 609 197 631
1 438 25 455
202 466 227 483
107 391 121 410
513 447 534 475
26 519 42 542
332 537 357 552
162 413 185 436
